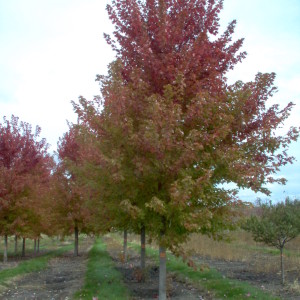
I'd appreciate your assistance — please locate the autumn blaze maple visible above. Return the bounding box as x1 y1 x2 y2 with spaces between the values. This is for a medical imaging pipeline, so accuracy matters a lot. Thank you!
54 125 96 256
72 1 299 299
0 115 52 262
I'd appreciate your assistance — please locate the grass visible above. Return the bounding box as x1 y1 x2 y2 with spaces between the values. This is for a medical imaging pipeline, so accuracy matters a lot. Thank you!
111 233 279 300
165 253 279 300
0 235 74 259
74 238 131 300
0 244 73 286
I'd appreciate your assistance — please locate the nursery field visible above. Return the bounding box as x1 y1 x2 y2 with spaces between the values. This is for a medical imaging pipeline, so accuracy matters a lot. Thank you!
0 232 299 299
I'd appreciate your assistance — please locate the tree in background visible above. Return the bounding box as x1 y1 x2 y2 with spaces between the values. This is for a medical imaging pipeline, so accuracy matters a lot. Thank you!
74 0 299 298
0 115 52 262
53 126 90 256
243 198 300 285
55 125 97 256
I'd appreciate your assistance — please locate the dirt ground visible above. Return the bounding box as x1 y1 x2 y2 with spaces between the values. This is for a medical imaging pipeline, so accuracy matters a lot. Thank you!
193 254 300 300
0 239 93 300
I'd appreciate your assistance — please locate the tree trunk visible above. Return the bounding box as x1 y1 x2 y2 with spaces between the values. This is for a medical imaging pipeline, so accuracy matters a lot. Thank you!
37 238 40 253
280 247 285 285
123 229 127 262
22 237 26 257
14 235 18 255
3 235 8 263
74 225 79 256
141 225 146 271
159 242 167 300
34 239 37 255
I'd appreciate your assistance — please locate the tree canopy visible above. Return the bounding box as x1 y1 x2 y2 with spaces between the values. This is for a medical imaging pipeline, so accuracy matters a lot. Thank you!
73 0 299 249
0 115 52 239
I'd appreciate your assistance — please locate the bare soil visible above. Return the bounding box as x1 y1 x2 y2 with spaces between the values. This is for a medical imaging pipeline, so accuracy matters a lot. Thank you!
193 255 300 300
0 239 93 300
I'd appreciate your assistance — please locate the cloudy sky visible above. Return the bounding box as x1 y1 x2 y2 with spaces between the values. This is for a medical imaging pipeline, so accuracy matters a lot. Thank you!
0 0 299 202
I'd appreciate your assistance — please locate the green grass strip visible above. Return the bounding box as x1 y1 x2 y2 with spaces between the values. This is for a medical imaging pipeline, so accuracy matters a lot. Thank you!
125 239 279 300
0 244 73 285
74 238 131 300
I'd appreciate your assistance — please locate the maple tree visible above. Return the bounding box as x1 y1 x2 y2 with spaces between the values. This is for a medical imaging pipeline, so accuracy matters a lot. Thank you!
73 88 151 272
0 115 52 262
54 125 98 256
73 0 299 298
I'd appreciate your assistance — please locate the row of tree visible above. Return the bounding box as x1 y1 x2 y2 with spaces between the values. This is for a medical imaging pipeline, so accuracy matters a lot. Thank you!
1 1 299 299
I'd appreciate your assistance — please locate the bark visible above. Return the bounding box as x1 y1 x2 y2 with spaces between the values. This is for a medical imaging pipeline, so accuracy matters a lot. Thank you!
34 239 37 255
280 247 285 285
159 242 167 300
141 225 146 271
14 235 18 255
22 237 26 257
37 238 40 253
3 235 8 263
123 229 128 262
74 225 79 256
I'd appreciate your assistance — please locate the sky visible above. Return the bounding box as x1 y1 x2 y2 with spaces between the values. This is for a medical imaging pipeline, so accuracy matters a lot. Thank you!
0 0 299 202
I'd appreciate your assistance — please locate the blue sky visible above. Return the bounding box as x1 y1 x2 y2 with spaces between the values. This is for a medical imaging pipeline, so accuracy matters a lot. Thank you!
0 0 299 202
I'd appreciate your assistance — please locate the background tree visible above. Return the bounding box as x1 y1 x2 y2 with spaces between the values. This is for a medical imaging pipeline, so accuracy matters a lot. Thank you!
0 115 52 262
243 198 300 285
55 125 97 256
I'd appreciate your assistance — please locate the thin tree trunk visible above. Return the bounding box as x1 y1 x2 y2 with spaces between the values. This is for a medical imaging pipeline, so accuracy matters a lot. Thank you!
280 247 285 285
22 237 26 257
159 242 167 300
34 239 37 255
37 238 40 253
74 225 79 256
123 229 127 262
141 225 146 271
3 235 8 263
14 235 18 255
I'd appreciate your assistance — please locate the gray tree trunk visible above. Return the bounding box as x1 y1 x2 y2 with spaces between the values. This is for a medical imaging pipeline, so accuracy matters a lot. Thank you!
140 225 146 282
37 238 40 253
3 235 8 263
123 229 127 262
159 243 167 300
14 235 18 255
141 225 146 270
22 238 26 257
34 239 37 255
280 247 285 285
74 225 79 256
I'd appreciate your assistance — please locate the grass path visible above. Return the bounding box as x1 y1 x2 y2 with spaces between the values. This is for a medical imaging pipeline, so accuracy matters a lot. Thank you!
74 238 131 300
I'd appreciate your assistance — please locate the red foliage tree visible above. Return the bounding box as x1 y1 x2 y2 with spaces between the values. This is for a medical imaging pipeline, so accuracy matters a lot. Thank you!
54 125 95 256
0 115 52 261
